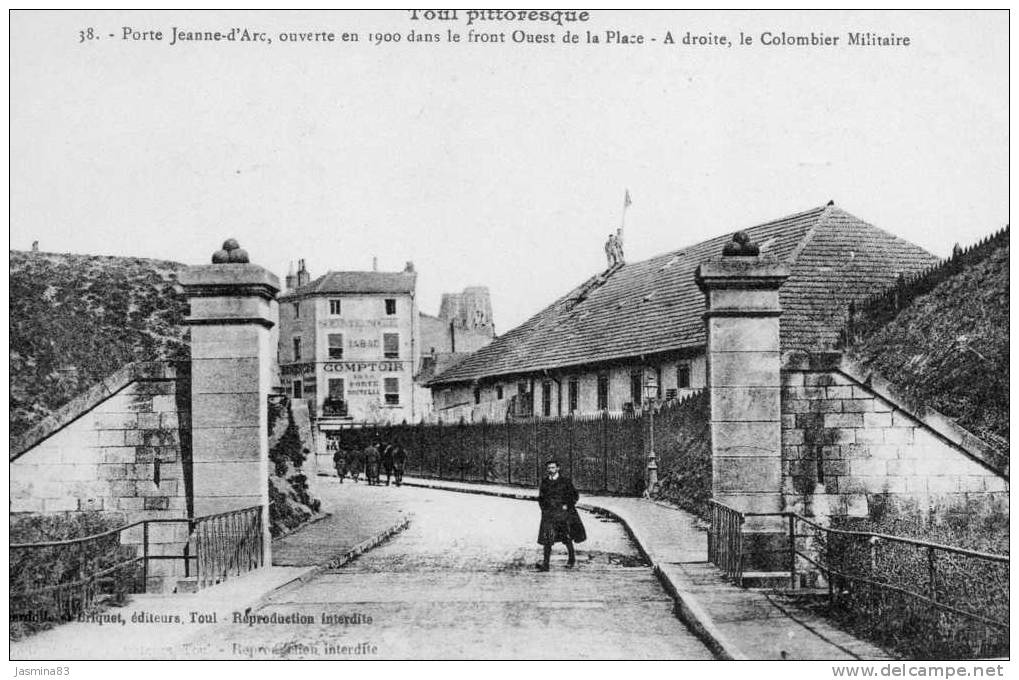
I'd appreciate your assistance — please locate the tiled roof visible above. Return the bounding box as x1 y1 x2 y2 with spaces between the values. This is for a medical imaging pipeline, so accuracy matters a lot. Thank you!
280 271 416 298
414 352 472 384
429 204 938 386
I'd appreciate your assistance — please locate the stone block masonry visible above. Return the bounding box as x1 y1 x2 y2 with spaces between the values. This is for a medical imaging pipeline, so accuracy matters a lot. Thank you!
10 361 192 591
181 260 280 565
697 251 791 570
781 352 1008 518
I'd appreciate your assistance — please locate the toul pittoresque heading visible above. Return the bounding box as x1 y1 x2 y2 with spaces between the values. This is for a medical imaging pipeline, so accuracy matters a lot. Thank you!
407 9 591 27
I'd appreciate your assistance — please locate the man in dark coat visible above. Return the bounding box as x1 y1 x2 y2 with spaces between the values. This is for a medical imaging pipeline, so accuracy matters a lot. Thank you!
389 444 407 486
536 460 586 571
380 442 395 486
363 442 381 486
332 448 349 483
347 446 363 483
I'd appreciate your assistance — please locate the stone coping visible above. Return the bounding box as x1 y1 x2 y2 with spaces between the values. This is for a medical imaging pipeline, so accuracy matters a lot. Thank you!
782 351 1008 480
9 360 184 462
178 263 280 290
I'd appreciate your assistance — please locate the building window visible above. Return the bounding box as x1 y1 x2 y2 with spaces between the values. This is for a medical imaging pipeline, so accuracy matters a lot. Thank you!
292 337 302 362
384 377 400 405
293 303 300 319
474 387 481 405
678 362 691 389
292 379 303 399
328 378 344 399
541 382 552 417
385 298 397 315
328 333 343 360
597 375 608 410
329 299 342 315
630 370 643 406
383 333 400 359
496 385 504 400
568 378 579 413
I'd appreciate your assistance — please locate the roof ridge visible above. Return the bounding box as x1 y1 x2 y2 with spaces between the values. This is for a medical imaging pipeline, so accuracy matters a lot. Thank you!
826 205 938 258
633 204 830 265
783 202 834 267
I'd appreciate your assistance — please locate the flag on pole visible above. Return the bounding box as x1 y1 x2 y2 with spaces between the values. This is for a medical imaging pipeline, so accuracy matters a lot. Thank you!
620 189 632 232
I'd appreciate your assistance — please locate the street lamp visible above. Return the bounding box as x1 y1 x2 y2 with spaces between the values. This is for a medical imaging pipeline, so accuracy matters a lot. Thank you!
643 371 659 495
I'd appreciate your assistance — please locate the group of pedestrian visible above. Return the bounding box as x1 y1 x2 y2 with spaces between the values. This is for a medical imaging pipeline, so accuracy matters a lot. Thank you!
332 438 407 487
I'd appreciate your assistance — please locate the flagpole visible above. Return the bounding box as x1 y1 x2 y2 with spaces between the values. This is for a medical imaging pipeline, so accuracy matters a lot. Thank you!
620 189 632 234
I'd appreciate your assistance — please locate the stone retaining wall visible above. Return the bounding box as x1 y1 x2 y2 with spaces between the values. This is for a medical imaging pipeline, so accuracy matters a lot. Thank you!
781 353 1008 518
10 361 191 591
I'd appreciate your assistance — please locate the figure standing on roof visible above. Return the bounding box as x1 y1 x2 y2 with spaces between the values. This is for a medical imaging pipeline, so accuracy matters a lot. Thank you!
604 233 617 268
613 227 625 264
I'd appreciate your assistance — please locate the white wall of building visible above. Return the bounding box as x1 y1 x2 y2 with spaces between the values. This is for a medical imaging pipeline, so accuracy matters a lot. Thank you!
431 353 707 422
280 291 420 424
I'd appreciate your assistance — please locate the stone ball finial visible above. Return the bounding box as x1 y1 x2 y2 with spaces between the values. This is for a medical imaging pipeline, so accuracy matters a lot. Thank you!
211 238 250 264
722 231 760 256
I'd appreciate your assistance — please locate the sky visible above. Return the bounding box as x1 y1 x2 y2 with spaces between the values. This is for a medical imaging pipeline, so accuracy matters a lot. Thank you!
9 10 1008 333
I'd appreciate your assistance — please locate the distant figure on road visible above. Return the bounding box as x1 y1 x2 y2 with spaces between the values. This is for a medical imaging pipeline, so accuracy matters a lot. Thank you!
364 442 381 486
332 448 350 483
389 444 407 487
347 446 363 483
536 460 586 571
380 442 394 486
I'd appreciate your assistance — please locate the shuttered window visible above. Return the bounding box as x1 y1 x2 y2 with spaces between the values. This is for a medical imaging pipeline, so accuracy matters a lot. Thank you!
328 333 343 359
384 377 400 405
383 333 399 358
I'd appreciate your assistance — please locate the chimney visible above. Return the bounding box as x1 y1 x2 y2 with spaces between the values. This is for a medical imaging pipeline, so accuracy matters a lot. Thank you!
297 259 310 287
404 261 415 273
285 261 296 291
372 256 378 272
449 320 456 353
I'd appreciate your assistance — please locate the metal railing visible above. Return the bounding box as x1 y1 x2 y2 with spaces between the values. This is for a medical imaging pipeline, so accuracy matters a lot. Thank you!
10 517 192 627
706 500 1010 658
11 506 264 628
707 500 745 582
321 398 349 417
192 506 264 589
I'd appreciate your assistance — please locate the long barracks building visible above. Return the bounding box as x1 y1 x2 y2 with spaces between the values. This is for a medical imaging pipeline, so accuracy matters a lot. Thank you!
425 203 939 422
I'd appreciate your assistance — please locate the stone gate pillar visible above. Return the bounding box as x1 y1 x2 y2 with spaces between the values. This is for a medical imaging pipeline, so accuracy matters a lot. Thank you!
696 233 789 570
180 240 279 565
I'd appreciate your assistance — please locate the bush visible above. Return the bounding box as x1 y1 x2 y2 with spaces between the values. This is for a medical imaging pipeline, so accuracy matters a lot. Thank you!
650 391 711 520
818 496 1008 659
10 512 141 640
267 397 322 537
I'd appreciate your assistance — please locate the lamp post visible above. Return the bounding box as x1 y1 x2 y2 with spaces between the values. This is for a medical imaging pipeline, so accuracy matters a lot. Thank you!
644 371 659 495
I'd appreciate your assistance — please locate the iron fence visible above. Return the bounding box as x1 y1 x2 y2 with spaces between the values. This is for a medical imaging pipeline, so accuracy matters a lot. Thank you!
706 500 1010 659
192 505 265 589
10 505 264 628
326 391 705 496
707 500 745 582
10 517 189 627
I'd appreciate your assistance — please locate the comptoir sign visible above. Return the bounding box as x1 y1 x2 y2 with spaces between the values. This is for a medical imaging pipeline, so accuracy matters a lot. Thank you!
323 361 407 373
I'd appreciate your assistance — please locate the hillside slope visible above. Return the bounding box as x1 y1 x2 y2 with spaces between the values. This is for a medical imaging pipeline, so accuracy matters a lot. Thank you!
9 251 189 437
847 233 1008 450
